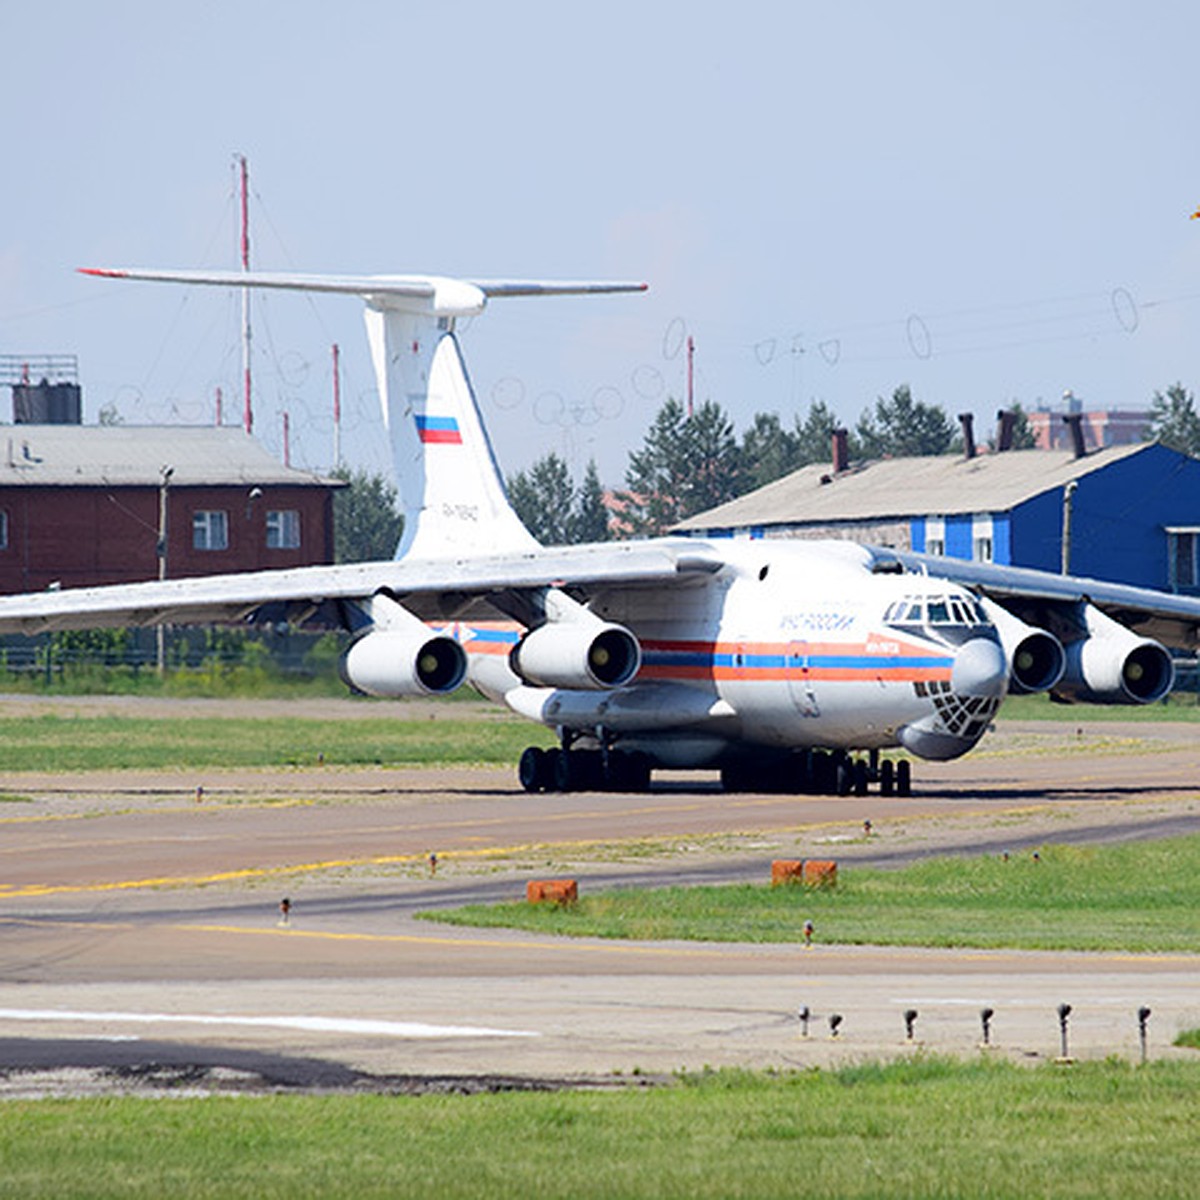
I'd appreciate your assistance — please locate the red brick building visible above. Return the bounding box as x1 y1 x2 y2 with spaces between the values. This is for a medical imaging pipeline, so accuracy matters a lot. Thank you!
0 426 342 594
1026 405 1150 451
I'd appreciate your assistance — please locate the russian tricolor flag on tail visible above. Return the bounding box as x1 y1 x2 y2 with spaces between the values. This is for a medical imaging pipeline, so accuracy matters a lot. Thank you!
416 415 463 444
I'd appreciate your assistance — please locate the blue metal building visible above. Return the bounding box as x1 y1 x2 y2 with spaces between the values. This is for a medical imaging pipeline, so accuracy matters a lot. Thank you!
676 442 1200 595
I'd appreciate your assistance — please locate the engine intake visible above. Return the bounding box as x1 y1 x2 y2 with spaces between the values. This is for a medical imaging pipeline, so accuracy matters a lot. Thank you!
510 621 640 691
978 596 1065 695
340 628 467 698
1053 604 1174 705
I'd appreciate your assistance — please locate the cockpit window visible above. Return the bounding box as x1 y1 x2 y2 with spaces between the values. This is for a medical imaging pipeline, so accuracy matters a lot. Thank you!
886 592 987 629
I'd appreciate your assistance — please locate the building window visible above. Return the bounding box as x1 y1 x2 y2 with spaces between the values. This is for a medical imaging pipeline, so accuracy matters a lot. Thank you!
266 509 301 549
0 510 7 550
971 514 995 563
193 510 229 551
1167 529 1199 593
924 515 946 556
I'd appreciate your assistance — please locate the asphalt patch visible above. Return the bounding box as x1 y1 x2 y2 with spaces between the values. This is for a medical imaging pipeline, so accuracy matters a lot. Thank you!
0 1037 656 1097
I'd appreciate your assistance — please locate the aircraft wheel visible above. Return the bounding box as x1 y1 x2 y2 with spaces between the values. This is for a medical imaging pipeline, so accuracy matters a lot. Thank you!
896 759 912 797
853 758 869 797
613 750 652 792
553 748 577 792
835 757 853 797
518 746 546 793
629 751 652 791
544 748 566 792
879 758 895 797
603 749 625 791
792 750 812 795
721 762 749 792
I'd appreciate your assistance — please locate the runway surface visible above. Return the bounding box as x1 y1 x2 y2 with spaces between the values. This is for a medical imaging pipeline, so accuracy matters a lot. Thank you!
1 711 1198 1090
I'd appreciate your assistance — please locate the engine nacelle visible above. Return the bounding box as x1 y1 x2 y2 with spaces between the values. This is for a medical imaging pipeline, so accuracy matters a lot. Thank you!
1053 604 1174 705
510 621 641 691
978 596 1065 695
339 628 467 698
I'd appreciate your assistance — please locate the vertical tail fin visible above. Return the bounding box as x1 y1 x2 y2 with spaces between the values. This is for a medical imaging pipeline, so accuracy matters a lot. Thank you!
365 308 538 559
80 268 646 561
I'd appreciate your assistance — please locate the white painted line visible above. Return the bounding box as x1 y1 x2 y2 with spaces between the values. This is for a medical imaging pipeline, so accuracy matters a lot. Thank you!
0 1008 538 1040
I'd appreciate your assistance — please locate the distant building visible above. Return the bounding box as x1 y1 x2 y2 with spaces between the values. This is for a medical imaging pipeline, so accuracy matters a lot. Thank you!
1026 395 1151 451
0 426 342 595
676 439 1200 595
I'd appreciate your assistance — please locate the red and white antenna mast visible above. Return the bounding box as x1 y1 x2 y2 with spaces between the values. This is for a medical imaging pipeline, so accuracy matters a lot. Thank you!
238 153 253 435
332 342 341 468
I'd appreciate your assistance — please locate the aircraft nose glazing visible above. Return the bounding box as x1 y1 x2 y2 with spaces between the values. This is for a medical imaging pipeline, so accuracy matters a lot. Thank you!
951 636 1008 699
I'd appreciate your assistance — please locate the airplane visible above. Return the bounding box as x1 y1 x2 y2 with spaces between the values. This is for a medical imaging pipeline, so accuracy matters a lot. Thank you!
0 264 1196 798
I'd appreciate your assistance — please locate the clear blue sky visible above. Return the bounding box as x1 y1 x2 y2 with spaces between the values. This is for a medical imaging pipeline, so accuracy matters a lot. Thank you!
3 1 1200 485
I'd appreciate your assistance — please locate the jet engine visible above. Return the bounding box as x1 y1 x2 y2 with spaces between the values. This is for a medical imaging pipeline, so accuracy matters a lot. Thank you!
339 629 467 698
1053 604 1174 705
510 620 641 691
978 596 1065 695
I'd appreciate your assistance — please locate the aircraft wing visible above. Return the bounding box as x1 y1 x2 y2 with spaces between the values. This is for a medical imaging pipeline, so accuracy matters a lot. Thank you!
0 540 724 635
871 548 1200 650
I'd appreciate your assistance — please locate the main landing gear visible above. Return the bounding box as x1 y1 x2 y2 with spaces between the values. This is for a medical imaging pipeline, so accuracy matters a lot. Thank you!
517 742 912 797
518 744 653 794
720 749 911 797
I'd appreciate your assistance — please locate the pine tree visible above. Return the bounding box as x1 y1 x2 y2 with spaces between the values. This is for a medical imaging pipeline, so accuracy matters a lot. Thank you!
507 451 575 545
793 399 845 466
740 412 800 489
331 466 404 562
620 398 745 535
1147 383 1200 457
856 385 955 458
570 459 611 543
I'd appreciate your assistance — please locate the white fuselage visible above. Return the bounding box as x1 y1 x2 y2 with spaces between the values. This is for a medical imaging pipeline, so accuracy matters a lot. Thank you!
465 540 1008 767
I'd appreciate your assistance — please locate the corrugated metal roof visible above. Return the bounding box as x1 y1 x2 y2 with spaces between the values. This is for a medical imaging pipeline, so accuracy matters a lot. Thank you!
676 442 1151 530
0 426 337 488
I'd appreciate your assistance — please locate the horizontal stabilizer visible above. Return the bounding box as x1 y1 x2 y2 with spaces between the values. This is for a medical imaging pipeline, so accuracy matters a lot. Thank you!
80 268 646 317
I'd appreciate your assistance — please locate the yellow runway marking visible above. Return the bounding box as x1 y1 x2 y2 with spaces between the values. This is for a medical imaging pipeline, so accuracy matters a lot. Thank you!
0 915 743 960
0 798 1073 898
3 912 1194 965
0 852 451 898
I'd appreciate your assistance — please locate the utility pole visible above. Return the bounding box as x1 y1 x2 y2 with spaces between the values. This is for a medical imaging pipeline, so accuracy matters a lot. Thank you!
1061 480 1077 574
156 465 174 674
686 335 695 418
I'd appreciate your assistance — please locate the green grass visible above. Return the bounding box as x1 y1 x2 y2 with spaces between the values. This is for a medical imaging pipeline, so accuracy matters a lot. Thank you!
1176 1028 1200 1049
0 713 554 771
427 835 1200 953
0 1060 1197 1198
999 692 1200 721
2 662 350 699
0 690 1194 775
